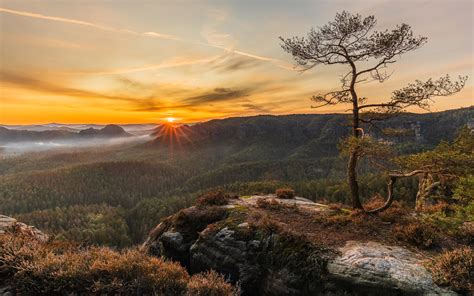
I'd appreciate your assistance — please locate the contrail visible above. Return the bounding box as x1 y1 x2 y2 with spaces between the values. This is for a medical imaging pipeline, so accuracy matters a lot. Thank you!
0 7 179 40
0 7 293 71
65 55 222 75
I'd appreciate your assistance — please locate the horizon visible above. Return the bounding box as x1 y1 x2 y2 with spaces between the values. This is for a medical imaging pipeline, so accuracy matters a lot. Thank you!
1 0 473 124
1 105 472 126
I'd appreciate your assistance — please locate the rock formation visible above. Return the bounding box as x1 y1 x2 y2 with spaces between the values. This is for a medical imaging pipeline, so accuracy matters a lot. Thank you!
143 195 457 295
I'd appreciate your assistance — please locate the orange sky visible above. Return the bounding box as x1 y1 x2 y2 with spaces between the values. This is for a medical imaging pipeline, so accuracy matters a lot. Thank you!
1 1 473 124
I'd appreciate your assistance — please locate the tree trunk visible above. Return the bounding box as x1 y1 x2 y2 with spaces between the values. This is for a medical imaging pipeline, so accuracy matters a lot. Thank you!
348 85 363 209
415 173 440 211
348 150 363 209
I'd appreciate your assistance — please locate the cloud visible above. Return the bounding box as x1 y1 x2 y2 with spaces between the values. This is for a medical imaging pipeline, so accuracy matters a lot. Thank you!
0 7 292 70
63 55 221 75
241 103 272 113
210 54 261 72
0 7 179 41
182 87 253 104
1 72 136 102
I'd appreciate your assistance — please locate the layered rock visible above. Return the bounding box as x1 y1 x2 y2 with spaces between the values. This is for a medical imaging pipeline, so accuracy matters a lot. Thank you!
143 195 457 296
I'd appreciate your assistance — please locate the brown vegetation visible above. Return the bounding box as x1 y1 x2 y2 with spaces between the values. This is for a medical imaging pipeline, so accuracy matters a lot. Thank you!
196 191 230 208
186 270 238 296
275 188 295 199
256 198 283 210
428 247 474 293
0 232 235 295
392 223 437 249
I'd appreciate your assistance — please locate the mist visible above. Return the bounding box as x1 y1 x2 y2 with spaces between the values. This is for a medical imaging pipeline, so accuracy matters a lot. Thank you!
0 135 153 156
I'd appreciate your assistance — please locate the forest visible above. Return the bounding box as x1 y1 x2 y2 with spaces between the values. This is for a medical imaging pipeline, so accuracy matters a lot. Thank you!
1 107 472 246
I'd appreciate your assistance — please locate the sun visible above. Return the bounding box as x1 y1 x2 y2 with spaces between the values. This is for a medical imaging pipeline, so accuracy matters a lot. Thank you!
166 117 176 123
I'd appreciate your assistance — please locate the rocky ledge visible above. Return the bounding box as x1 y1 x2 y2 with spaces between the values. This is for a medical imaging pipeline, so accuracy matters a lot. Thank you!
0 215 48 242
142 195 457 295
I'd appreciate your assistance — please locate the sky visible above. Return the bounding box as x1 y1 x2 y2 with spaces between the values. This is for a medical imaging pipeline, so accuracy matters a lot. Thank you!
0 0 473 124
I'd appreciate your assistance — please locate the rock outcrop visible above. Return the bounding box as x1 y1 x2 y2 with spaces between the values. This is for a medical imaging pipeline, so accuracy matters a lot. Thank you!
0 215 48 242
327 241 456 295
143 195 458 296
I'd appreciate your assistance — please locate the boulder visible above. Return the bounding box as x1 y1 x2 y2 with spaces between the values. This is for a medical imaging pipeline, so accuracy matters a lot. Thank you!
327 241 457 295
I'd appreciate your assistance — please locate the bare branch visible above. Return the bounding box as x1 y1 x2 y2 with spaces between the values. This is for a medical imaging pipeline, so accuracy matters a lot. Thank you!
358 75 468 114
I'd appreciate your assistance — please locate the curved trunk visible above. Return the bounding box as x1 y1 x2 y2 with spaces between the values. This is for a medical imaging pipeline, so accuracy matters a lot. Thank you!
365 177 396 213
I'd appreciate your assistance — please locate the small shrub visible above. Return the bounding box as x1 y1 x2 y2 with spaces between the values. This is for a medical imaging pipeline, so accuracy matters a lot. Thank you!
392 223 437 249
364 196 410 223
186 270 237 296
256 198 282 210
429 247 473 293
173 206 227 241
275 188 295 199
421 201 453 215
252 215 283 234
327 203 344 212
196 191 229 207
1 233 240 295
0 233 190 295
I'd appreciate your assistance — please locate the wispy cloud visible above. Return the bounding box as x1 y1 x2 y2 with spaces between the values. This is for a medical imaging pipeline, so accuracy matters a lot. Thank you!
0 7 179 41
210 54 261 72
1 72 136 102
63 55 222 75
0 7 292 71
182 87 253 104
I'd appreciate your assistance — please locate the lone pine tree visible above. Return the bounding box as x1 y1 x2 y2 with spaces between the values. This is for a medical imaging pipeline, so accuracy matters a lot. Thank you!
280 11 467 211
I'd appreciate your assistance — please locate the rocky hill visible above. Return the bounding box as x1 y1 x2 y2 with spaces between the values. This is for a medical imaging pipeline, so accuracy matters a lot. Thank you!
142 193 472 295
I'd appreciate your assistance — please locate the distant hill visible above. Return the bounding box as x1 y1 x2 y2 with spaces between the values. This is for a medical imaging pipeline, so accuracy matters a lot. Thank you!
0 127 76 143
0 124 131 143
146 107 474 156
78 124 131 138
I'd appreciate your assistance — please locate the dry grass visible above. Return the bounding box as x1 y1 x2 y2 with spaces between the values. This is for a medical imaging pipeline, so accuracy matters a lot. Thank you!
275 188 295 199
196 191 229 208
420 201 453 215
256 198 283 210
429 247 474 294
186 270 238 296
392 223 438 249
0 232 235 295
